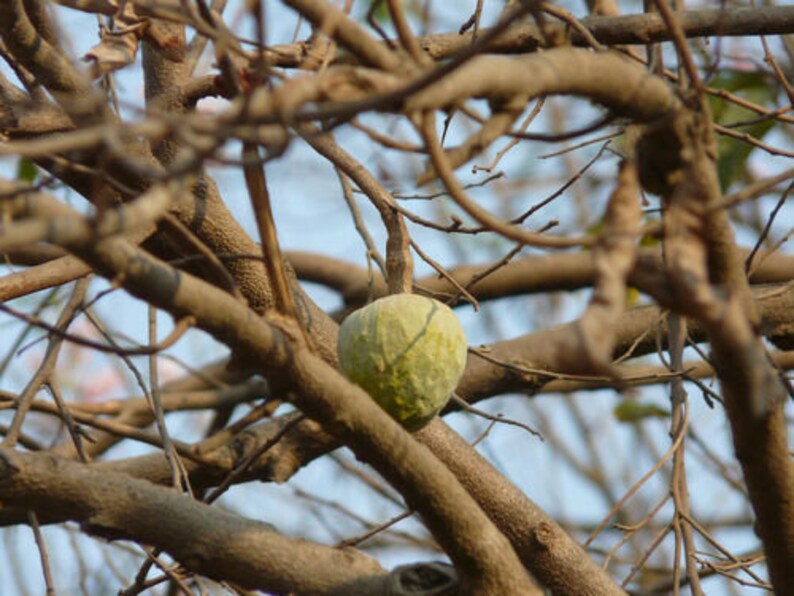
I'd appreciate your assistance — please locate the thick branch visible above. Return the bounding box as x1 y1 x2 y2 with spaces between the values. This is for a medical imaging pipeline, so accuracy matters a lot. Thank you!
641 103 794 592
421 6 794 60
287 247 794 310
416 419 626 596
230 48 678 127
39 204 535 592
57 2 794 56
405 49 677 122
0 0 89 98
256 7 794 68
0 448 390 593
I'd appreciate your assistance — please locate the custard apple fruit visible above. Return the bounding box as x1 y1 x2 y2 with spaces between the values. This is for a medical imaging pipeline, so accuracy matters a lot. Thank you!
338 294 467 429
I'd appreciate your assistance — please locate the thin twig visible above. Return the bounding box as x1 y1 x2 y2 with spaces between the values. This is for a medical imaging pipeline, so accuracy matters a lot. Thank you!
28 511 55 596
3 278 89 447
450 393 543 440
148 305 193 494
585 401 690 547
410 240 478 310
243 142 298 318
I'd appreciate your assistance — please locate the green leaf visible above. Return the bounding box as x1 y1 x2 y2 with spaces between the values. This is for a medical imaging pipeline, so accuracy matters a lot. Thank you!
16 158 38 183
708 71 778 191
625 286 640 308
364 0 422 26
613 401 669 423
368 1 390 24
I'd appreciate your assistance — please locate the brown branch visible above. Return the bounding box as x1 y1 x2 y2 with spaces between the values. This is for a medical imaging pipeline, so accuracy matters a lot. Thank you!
560 159 641 373
31 287 793 507
56 1 794 60
2 277 88 448
0 448 392 593
458 283 794 404
0 107 341 366
0 0 96 118
230 47 678 129
242 143 298 316
37 199 536 592
416 93 530 186
420 110 590 249
642 102 794 592
706 300 794 592
416 419 626 595
0 304 194 356
22 0 59 48
0 244 69 265
0 256 91 302
256 6 794 68
539 350 794 395
5 291 791 590
27 510 55 595
93 413 337 489
281 0 402 72
298 126 414 295
286 246 794 309
404 48 678 123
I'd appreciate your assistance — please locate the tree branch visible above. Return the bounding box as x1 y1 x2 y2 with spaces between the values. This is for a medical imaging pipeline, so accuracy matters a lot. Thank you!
0 447 393 594
254 6 794 67
27 197 536 592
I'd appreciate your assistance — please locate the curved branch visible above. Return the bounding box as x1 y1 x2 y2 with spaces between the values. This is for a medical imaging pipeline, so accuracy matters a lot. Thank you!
234 48 678 127
405 49 678 123
0 0 101 122
287 244 794 313
36 200 536 592
280 0 402 72
261 6 794 68
0 447 392 593
0 0 84 95
416 419 626 596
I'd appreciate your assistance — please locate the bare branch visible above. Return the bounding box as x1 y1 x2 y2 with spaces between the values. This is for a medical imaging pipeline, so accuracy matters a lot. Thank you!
0 447 390 593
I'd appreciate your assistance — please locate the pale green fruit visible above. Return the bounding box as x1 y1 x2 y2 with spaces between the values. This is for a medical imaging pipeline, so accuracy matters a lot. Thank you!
338 294 467 430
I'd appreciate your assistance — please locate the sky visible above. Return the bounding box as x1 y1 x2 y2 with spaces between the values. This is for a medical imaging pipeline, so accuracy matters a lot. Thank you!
1 1 789 593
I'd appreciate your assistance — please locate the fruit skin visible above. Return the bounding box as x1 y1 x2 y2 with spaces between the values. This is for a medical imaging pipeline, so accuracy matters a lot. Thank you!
338 294 467 430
